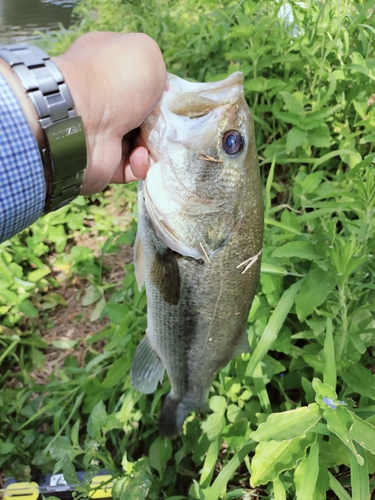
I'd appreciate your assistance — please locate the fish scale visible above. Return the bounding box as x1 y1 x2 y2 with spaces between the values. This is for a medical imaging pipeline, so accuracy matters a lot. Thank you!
130 71 263 437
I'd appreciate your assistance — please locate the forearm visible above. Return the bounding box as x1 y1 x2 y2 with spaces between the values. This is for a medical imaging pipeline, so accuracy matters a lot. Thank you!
0 59 42 143
0 33 167 243
0 72 45 242
0 59 47 242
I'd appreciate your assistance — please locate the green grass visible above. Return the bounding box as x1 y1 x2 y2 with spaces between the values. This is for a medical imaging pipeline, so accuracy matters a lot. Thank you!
1 0 375 498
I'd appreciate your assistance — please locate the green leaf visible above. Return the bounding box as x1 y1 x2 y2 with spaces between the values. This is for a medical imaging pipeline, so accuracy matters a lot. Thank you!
82 284 103 306
200 437 220 487
312 467 330 500
307 125 330 148
19 299 38 318
149 436 172 477
313 378 337 405
250 404 322 442
90 296 107 322
101 355 129 389
119 470 152 500
70 420 80 447
266 214 301 233
246 280 302 377
49 436 75 461
51 339 79 349
209 395 227 413
280 91 304 114
359 132 375 144
328 471 352 500
324 407 363 465
41 293 67 306
295 438 319 500
87 401 107 440
272 241 321 260
341 364 375 401
320 435 351 468
353 100 368 118
201 411 226 441
350 413 375 454
205 442 255 500
260 263 288 276
272 478 286 500
62 455 78 485
27 268 50 282
245 77 285 92
295 268 335 321
250 434 315 487
286 127 307 154
253 362 271 414
351 51 367 67
103 303 130 324
0 441 15 454
312 149 361 170
349 445 369 500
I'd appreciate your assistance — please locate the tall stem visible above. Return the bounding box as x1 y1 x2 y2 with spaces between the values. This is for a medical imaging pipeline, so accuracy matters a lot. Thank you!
336 283 348 361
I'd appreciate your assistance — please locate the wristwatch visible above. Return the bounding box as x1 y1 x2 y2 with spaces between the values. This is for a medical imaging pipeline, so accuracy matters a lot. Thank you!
0 43 87 213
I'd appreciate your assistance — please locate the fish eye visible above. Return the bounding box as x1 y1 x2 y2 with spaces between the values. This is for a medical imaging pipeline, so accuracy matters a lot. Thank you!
222 130 243 155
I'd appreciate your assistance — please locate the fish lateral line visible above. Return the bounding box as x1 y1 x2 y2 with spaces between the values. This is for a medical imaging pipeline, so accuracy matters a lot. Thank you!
236 248 262 274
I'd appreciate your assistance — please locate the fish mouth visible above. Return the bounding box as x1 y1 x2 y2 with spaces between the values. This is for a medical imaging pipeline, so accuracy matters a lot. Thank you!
167 71 244 94
140 72 246 160
166 72 244 119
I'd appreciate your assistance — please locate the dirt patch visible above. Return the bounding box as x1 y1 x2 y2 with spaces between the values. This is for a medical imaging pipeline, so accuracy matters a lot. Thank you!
31 241 134 384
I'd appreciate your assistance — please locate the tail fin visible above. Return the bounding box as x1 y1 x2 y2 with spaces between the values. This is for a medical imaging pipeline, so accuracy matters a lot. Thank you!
159 395 186 438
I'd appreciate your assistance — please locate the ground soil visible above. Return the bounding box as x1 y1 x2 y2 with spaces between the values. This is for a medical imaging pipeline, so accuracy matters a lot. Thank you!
30 192 135 384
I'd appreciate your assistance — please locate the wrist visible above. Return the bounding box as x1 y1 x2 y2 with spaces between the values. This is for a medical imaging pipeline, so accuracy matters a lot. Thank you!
0 59 42 145
0 44 87 213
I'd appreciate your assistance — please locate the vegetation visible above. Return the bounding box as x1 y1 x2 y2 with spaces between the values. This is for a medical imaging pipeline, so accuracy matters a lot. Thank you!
1 0 375 498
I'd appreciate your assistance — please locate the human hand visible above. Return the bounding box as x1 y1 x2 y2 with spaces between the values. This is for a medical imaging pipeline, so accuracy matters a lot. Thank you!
52 32 167 195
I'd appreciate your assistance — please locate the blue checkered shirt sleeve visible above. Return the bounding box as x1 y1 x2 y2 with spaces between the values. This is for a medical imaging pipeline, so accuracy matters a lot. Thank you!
0 74 45 243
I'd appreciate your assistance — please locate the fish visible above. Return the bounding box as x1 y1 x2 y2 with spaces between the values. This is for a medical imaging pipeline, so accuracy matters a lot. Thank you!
130 71 263 438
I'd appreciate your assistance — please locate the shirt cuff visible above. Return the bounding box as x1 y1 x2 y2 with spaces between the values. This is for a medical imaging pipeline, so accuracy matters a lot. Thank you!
0 73 45 243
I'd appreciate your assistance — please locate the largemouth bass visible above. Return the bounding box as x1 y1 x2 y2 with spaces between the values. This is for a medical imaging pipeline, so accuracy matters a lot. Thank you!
131 72 263 438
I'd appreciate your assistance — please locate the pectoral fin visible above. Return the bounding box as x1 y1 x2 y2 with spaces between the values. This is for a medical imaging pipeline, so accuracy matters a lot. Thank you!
131 334 165 394
150 249 180 305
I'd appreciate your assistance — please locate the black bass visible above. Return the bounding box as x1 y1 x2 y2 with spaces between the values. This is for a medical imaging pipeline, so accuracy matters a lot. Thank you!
131 72 263 438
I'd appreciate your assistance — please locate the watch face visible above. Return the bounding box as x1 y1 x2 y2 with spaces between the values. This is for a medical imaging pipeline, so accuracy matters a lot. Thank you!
44 116 86 212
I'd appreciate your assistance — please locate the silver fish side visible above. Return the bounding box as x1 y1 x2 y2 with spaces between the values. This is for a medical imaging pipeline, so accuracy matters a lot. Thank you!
131 72 264 438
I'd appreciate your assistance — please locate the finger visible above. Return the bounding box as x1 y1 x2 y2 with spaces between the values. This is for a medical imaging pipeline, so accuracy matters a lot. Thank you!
109 137 129 184
110 145 149 184
127 146 150 180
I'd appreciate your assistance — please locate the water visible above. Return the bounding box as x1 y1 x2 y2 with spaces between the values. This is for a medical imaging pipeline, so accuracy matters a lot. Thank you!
0 0 75 46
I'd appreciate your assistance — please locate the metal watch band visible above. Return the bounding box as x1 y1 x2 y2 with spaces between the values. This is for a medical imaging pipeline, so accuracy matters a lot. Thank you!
0 43 87 213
